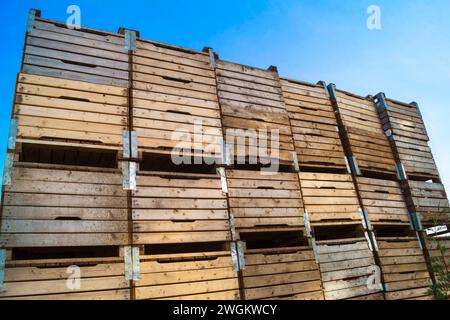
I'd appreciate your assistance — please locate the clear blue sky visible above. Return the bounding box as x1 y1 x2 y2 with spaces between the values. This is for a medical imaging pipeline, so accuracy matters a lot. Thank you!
1 0 449 193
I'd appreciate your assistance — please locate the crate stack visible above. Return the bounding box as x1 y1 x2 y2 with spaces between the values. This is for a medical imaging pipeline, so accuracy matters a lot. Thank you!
0 10 132 299
0 9 449 300
327 83 434 300
214 61 323 300
279 79 382 300
372 93 450 297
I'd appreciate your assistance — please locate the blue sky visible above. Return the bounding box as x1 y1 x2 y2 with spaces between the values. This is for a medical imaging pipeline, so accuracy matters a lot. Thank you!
1 0 449 193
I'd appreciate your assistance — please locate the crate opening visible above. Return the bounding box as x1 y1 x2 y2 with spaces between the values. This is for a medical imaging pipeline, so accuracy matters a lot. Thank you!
230 163 294 173
12 246 120 260
144 242 227 255
240 231 306 249
20 143 117 168
313 224 363 241
140 152 216 174
299 166 349 175
374 225 413 238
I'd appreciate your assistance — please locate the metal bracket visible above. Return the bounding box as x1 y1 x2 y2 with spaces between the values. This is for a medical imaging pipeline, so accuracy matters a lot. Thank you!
221 142 231 166
231 241 245 272
218 167 228 193
207 48 216 68
416 232 423 251
410 101 423 118
124 30 137 51
326 83 337 102
122 161 137 191
344 156 351 174
0 249 5 288
27 9 40 33
408 212 422 231
358 208 372 231
123 130 138 160
371 231 379 251
349 156 361 175
292 151 299 172
2 153 14 186
373 93 388 112
304 209 312 238
317 81 329 97
311 238 319 264
7 119 17 151
395 161 407 181
229 213 237 241
364 231 374 252
124 246 140 281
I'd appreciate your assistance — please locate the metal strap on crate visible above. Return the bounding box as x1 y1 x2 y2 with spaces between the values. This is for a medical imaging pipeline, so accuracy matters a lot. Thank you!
124 30 137 51
415 232 423 251
218 167 228 193
229 213 236 241
0 249 5 288
122 130 138 160
231 241 245 272
124 246 140 281
310 238 319 264
326 83 337 102
408 212 423 231
344 156 352 174
364 231 374 252
358 208 371 230
317 81 329 98
122 161 137 191
304 209 312 239
221 142 231 166
2 153 14 187
349 156 361 176
7 119 17 152
207 47 216 68
395 161 407 181
26 9 40 33
373 92 389 112
292 151 299 172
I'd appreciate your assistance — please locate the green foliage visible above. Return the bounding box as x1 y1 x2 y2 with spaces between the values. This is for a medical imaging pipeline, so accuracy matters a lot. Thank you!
428 210 450 300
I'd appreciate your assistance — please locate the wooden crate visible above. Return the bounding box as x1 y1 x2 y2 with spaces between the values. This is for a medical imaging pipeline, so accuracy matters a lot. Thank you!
241 246 323 300
226 169 304 233
299 172 361 224
23 18 129 87
377 237 432 300
13 73 128 151
355 177 410 224
333 90 396 175
315 239 383 300
0 163 128 247
216 61 295 165
407 180 450 225
132 170 230 245
132 41 223 159
379 98 439 180
135 251 240 300
280 79 346 169
0 254 129 300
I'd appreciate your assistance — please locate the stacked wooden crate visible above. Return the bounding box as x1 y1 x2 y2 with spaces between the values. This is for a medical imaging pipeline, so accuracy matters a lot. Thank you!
373 94 450 226
372 93 449 298
216 62 295 165
214 61 322 300
0 9 448 300
329 86 397 177
280 79 346 169
0 11 131 299
130 39 240 300
278 80 382 300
